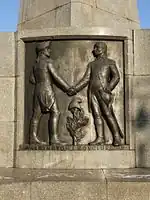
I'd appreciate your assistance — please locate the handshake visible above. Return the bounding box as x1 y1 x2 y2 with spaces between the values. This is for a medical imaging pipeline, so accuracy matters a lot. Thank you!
66 86 77 96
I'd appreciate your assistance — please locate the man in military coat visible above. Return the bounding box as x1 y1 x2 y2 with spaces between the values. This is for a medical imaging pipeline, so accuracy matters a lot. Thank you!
29 41 70 145
68 42 123 146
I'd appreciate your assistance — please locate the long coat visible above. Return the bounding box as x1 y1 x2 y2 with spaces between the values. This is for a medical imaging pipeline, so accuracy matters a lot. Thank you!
75 57 120 112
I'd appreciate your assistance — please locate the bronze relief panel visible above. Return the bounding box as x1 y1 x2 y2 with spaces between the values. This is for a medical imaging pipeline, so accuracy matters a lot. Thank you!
24 39 125 148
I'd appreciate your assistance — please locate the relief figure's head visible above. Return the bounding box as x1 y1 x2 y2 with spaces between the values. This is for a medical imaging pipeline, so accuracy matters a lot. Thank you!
36 41 52 58
92 42 107 58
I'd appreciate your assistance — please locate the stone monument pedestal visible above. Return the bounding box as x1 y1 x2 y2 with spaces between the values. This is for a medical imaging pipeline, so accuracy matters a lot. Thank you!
15 27 135 170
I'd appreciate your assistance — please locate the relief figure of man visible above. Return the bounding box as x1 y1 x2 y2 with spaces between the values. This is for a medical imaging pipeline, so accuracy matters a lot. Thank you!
68 42 124 146
29 41 70 145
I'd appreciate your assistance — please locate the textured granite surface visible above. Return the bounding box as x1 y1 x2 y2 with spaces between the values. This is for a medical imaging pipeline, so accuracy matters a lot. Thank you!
1 168 150 200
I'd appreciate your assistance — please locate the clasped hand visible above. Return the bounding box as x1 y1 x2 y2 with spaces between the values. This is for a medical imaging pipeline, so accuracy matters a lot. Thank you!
67 86 77 96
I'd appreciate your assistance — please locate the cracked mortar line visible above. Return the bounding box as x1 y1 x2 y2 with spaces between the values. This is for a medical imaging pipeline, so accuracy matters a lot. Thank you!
102 169 109 200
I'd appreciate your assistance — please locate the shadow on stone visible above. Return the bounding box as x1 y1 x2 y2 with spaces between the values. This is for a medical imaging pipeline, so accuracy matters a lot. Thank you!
138 144 146 167
136 106 149 129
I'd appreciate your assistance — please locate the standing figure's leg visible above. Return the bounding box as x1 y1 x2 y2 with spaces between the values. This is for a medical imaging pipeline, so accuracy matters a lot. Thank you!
89 95 104 145
29 96 46 145
48 101 63 145
110 105 124 139
98 98 122 146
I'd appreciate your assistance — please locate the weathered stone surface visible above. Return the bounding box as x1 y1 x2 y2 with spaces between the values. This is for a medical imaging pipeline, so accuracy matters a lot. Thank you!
16 76 25 121
55 3 71 27
19 9 56 30
0 78 15 121
0 32 15 168
96 0 139 22
19 0 70 23
16 150 135 169
19 0 140 29
0 168 105 183
0 183 30 200
104 168 150 182
106 170 150 200
125 75 134 148
0 32 15 76
134 30 150 75
2 168 150 184
133 76 150 122
71 3 93 26
92 7 139 29
2 168 150 199
108 182 150 200
136 129 150 168
17 27 133 40
0 122 14 167
125 39 134 75
16 120 24 149
132 76 150 122
0 168 106 200
132 76 150 167
19 4 71 30
31 181 106 200
72 0 95 6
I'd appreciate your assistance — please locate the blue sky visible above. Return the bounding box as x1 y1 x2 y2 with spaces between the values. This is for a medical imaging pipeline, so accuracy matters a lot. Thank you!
0 0 149 31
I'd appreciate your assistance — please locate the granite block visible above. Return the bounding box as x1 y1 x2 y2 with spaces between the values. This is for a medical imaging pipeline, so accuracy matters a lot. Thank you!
71 3 93 26
125 75 134 148
0 122 14 167
0 183 30 200
92 8 140 29
132 76 150 122
108 182 150 200
19 9 56 30
2 168 150 200
16 76 24 121
125 39 134 75
0 32 15 77
136 126 150 168
31 181 106 200
0 78 15 121
17 27 132 41
132 76 150 167
96 0 139 23
134 30 150 75
16 150 135 169
19 0 139 29
56 3 71 27
104 168 150 182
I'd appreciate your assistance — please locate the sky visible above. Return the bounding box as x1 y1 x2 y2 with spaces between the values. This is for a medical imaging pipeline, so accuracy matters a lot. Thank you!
0 0 149 31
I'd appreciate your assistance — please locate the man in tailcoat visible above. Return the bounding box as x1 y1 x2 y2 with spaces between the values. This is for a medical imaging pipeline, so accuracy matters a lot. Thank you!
68 42 123 146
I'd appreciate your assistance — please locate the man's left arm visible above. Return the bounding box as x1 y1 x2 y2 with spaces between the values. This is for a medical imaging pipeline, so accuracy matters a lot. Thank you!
108 61 120 91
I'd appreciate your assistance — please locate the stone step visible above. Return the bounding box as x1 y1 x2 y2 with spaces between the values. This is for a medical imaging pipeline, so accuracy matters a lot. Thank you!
0 168 150 200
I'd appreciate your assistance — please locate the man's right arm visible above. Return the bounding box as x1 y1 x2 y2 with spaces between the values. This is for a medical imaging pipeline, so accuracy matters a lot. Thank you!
48 61 70 92
74 64 91 92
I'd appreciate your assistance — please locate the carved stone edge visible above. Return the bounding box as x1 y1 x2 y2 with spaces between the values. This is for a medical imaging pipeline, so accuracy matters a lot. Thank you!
19 144 130 151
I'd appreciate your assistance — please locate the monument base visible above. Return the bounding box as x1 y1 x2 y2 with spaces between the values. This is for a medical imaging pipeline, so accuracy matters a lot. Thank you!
0 168 150 200
16 149 135 169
